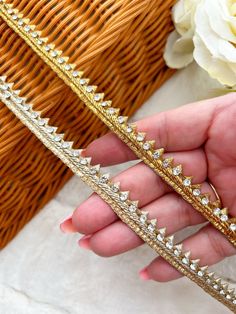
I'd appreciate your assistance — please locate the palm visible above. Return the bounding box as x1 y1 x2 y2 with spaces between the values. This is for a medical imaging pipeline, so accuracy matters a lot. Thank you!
205 103 236 213
63 94 236 282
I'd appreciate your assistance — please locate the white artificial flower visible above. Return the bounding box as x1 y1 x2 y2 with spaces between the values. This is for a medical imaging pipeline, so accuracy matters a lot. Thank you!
164 0 236 87
164 0 198 68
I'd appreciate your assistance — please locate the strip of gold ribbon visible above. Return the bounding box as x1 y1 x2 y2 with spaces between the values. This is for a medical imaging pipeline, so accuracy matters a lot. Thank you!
1 1 235 247
1 75 236 312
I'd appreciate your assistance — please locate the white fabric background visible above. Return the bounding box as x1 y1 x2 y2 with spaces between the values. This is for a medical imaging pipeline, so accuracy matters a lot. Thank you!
0 63 235 314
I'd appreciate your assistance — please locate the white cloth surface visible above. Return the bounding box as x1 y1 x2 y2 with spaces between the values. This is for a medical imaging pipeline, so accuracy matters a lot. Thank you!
0 63 235 314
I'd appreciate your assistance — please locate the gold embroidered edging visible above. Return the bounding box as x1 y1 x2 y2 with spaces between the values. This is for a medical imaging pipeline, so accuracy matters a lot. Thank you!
0 1 235 246
1 75 236 312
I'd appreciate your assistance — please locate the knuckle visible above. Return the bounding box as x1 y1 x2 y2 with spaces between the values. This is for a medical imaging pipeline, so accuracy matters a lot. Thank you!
177 195 194 227
157 111 169 148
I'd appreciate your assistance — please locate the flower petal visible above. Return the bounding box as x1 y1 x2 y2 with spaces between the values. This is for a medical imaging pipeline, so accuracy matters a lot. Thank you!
164 31 194 69
205 0 236 43
172 0 198 36
195 2 236 62
193 34 236 86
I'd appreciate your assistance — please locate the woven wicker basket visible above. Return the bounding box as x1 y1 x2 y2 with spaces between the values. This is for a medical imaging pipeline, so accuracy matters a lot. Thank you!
0 0 175 248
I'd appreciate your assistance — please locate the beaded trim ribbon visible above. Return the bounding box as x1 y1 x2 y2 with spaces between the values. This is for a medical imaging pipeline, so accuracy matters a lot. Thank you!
0 1 235 247
0 76 236 312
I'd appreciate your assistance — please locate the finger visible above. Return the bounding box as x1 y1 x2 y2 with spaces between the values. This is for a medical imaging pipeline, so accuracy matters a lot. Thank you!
78 192 207 257
85 93 235 166
73 149 207 235
142 225 236 282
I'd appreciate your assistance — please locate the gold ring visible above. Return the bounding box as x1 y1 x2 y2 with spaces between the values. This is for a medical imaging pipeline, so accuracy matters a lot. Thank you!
208 182 222 206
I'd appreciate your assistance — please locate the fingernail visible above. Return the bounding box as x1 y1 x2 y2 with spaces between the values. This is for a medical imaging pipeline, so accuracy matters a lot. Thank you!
60 214 77 233
78 234 92 250
139 267 151 281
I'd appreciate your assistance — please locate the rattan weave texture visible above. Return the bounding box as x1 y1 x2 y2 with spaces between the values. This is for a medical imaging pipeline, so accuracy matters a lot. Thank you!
0 0 175 248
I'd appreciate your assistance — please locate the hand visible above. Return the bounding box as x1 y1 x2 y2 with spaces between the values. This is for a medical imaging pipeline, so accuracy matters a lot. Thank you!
61 93 236 282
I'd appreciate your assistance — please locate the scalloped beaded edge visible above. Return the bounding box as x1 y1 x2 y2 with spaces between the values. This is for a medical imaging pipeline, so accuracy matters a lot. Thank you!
1 76 236 312
0 1 235 247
